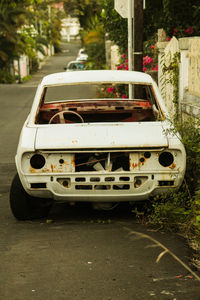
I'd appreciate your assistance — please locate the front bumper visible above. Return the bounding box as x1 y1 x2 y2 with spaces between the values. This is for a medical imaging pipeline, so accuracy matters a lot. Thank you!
18 148 186 202
22 170 182 202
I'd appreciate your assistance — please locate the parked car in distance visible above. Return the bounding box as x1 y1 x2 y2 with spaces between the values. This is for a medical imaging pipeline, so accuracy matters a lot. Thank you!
64 60 85 71
10 70 186 220
76 48 88 61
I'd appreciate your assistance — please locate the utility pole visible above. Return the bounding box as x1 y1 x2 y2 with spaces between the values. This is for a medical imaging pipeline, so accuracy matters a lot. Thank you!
134 0 143 73
114 0 144 98
134 0 144 98
115 0 144 73
128 0 133 98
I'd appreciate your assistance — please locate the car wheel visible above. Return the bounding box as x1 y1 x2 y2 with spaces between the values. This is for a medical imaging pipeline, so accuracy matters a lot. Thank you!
10 173 52 220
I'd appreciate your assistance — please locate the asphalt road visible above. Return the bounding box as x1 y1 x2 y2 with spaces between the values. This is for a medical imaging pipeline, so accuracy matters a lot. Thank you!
0 40 199 300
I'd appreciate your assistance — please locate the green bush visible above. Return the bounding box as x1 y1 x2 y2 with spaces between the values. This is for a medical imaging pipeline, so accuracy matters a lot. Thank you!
0 70 15 83
146 118 200 236
22 75 32 82
85 42 106 70
30 56 39 74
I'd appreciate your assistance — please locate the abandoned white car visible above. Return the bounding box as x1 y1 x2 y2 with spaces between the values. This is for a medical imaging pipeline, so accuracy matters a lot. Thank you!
10 70 186 220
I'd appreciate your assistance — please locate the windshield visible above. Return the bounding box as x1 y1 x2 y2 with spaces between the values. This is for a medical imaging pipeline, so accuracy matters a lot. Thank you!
68 62 84 70
35 82 164 124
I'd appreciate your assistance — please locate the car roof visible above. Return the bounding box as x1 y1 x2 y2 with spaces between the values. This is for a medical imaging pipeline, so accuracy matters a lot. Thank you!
40 70 154 87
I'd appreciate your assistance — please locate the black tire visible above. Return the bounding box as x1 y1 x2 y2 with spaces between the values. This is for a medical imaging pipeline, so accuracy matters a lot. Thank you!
10 173 52 220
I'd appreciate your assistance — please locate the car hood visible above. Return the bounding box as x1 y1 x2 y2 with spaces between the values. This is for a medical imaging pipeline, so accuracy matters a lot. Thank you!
34 122 168 150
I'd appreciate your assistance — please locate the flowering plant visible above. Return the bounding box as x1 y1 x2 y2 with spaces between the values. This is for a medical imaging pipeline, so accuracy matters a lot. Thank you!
106 84 128 99
143 55 158 72
171 27 195 38
116 48 158 73
116 53 128 70
105 47 159 98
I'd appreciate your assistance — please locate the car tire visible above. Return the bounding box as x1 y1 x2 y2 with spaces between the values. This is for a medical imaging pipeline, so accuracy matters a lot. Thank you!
10 173 52 220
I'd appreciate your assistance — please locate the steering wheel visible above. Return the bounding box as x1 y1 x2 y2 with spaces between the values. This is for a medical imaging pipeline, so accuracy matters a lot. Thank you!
49 110 84 124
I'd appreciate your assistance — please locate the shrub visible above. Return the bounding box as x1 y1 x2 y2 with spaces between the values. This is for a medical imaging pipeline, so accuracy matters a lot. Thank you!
0 70 15 83
146 118 200 236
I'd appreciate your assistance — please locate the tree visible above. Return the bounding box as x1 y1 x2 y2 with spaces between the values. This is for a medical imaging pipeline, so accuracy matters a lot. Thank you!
26 1 64 53
63 0 105 69
63 0 102 29
81 15 106 69
101 0 127 54
162 0 199 37
0 0 64 81
144 0 200 38
0 1 27 70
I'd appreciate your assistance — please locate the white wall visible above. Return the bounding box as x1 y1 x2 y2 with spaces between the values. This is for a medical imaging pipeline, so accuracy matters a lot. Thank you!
157 34 200 121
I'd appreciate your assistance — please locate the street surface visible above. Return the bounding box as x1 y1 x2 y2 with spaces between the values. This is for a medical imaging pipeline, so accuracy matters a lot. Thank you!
0 40 199 299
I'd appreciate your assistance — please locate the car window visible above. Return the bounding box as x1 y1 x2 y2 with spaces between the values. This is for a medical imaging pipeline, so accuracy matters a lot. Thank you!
68 63 77 70
68 62 84 70
78 63 84 69
35 83 164 124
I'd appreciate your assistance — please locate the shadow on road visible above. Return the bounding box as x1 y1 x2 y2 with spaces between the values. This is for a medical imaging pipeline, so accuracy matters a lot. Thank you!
48 201 141 224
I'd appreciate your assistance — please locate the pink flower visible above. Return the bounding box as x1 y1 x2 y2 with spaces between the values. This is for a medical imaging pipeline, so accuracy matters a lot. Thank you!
125 66 129 70
120 63 124 68
125 59 128 63
143 56 153 65
107 87 114 93
148 57 153 64
185 27 194 35
122 53 126 59
143 67 147 72
150 45 155 50
167 37 171 41
117 65 121 70
122 94 127 99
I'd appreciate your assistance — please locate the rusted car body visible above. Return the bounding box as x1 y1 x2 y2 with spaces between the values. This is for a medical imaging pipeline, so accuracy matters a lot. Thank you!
10 70 186 220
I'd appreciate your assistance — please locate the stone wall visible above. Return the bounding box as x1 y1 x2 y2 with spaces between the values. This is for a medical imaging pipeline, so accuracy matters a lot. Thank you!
157 37 179 118
157 32 200 122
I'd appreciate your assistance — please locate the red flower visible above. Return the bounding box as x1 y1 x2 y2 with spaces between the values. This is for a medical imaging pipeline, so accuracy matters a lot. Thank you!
122 94 128 99
185 27 194 35
173 28 178 36
150 45 155 50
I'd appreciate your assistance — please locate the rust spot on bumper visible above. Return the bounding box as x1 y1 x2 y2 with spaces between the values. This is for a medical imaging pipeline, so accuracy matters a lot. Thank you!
169 163 176 169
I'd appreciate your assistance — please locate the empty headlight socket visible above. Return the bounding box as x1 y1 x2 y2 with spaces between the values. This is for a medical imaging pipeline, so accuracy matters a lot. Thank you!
159 151 174 167
30 154 46 169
